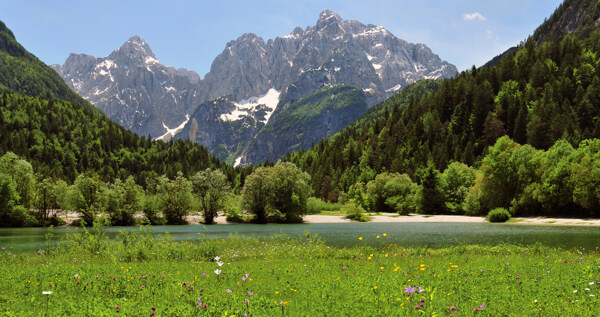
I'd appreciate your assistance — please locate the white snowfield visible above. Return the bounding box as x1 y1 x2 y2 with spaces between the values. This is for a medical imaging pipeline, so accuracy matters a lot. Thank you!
219 88 280 124
156 114 190 141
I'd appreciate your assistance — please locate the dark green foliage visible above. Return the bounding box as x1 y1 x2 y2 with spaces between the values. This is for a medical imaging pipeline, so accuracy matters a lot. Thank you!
285 27 600 209
242 163 312 223
343 202 370 222
157 173 194 225
191 168 231 224
487 208 511 223
418 165 446 214
104 176 142 226
365 172 417 214
0 20 244 189
0 21 94 109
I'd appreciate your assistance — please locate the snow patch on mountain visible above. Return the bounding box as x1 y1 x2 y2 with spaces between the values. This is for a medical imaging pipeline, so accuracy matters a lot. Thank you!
385 84 403 93
219 88 280 123
156 115 190 141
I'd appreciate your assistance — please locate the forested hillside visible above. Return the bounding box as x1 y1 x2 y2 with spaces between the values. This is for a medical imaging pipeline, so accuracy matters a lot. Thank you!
284 0 600 217
0 20 247 185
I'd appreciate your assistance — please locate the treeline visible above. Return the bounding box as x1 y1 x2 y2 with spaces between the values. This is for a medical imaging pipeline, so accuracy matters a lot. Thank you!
285 30 600 211
0 151 311 227
344 136 600 218
0 92 250 185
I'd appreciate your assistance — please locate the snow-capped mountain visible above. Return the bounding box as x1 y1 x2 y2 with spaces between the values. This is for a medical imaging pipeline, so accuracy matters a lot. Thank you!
52 36 202 138
201 10 457 105
53 10 457 164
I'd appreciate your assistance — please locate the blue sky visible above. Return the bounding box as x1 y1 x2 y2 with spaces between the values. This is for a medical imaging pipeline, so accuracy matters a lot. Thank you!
1 0 563 75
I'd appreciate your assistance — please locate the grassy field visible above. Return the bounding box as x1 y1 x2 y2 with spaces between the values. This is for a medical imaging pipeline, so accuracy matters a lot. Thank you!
0 226 599 316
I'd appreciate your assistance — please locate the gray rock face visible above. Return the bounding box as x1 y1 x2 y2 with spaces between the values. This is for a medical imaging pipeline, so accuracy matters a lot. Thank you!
240 84 369 165
54 10 457 164
202 9 457 105
52 36 203 138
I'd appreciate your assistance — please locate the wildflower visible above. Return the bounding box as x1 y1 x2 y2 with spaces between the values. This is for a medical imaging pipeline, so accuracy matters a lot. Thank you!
383 233 387 237
37 250 42 255
214 256 221 261
359 237 363 240
182 282 188 286
377 235 380 239
245 298 249 308
42 291 52 295
248 291 254 296
226 289 232 293
242 273 249 281
307 270 310 274
417 286 425 293
404 286 416 293
217 261 224 267
141 285 145 288
214 269 221 275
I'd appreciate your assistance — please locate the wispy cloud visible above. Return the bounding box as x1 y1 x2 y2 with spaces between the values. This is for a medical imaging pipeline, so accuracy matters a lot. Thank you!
463 12 486 21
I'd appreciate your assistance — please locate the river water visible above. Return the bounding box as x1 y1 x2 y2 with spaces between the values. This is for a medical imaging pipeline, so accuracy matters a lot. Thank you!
2 222 600 253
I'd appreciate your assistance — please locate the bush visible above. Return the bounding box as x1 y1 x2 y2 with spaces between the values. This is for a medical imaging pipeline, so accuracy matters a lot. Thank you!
306 197 342 214
487 207 511 223
142 195 165 225
343 202 371 222
224 195 245 223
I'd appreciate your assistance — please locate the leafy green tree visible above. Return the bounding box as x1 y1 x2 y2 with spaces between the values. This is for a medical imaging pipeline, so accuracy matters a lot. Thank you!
191 168 231 224
417 165 446 214
382 174 418 215
241 167 272 223
267 162 312 223
70 172 105 226
0 152 35 208
0 173 30 227
366 173 417 214
441 162 476 214
157 173 193 225
104 176 142 226
242 163 312 223
479 136 520 210
33 177 60 221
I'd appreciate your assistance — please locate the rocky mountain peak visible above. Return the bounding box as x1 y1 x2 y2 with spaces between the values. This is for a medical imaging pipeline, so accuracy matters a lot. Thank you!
317 10 343 25
110 35 156 62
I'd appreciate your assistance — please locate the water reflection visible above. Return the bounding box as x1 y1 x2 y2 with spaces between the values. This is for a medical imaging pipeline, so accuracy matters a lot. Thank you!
1 222 600 253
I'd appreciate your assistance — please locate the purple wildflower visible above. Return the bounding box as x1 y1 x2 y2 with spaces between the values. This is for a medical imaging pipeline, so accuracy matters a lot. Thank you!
404 285 416 293
226 289 232 293
248 291 254 296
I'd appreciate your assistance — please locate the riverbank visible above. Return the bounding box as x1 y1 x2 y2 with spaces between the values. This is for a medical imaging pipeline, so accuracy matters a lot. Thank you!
60 211 600 226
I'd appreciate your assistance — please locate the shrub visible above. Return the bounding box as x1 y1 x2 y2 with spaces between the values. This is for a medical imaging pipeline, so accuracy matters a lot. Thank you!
306 197 342 214
487 207 511 223
343 202 371 222
224 195 245 223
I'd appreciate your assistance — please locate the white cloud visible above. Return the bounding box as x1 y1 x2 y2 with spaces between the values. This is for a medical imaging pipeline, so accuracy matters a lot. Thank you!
463 12 486 21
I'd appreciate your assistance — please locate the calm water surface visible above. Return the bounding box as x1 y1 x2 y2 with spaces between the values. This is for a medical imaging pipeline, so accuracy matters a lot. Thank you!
1 223 600 253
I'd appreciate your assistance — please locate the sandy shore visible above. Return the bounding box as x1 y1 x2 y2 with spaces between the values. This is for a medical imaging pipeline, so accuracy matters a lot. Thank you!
60 211 600 226
212 213 600 226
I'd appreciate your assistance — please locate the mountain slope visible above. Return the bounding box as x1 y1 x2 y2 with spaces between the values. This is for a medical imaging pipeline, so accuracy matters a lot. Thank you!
0 20 238 185
54 10 456 164
532 0 600 43
52 36 203 137
240 84 368 164
0 21 94 108
284 0 600 199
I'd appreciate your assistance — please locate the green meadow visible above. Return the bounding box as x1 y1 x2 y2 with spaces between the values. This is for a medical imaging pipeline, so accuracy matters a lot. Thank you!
0 226 599 316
